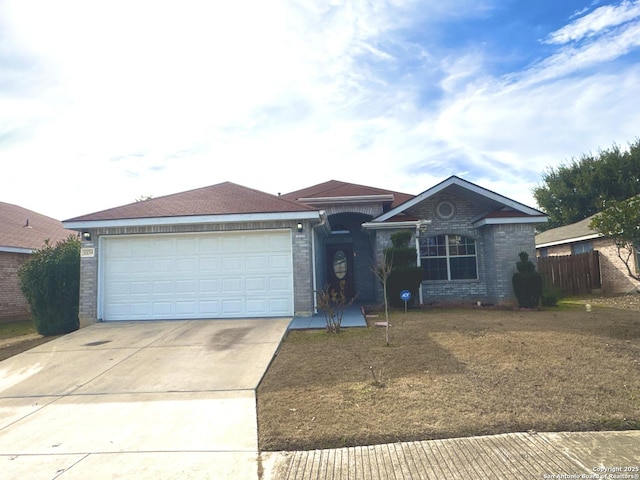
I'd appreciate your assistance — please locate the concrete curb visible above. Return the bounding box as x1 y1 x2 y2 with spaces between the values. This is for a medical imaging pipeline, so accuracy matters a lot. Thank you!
262 431 640 479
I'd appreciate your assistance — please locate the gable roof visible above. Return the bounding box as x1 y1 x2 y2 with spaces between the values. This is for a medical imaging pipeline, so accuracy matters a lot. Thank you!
282 180 414 209
373 175 547 225
65 182 319 228
0 202 74 253
535 214 601 248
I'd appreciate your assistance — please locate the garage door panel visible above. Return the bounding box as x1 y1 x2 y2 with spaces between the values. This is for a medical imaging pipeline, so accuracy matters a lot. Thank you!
130 282 151 295
246 277 267 293
199 278 221 294
199 257 222 272
223 256 243 271
152 302 173 316
153 281 173 295
176 280 197 294
269 254 291 270
246 298 266 314
269 298 292 315
130 303 151 317
176 257 198 272
176 237 198 253
245 255 268 270
222 299 243 316
222 278 243 293
199 300 221 316
102 231 293 320
270 276 292 292
176 303 196 316
199 237 220 252
154 259 174 274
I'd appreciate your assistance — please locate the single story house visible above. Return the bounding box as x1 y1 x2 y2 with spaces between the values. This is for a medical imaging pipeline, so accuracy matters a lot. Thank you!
0 202 76 321
535 214 640 294
63 176 547 327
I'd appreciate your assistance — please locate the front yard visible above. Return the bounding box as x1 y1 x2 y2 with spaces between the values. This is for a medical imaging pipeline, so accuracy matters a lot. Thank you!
257 303 640 451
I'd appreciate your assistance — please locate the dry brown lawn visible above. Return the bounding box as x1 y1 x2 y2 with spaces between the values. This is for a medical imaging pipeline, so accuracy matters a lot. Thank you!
257 304 640 451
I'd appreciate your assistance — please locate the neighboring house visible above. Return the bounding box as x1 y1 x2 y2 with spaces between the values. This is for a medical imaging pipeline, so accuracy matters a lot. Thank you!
535 214 640 294
63 176 547 327
0 202 75 321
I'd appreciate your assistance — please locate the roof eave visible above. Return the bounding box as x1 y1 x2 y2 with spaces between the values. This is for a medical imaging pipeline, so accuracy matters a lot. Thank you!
374 176 544 222
64 211 323 230
472 216 548 227
0 246 34 254
362 220 432 230
298 194 395 205
536 233 603 248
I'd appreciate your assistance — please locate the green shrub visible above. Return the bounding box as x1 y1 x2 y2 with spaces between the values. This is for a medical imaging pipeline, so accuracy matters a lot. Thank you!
382 230 424 307
19 235 80 336
387 266 424 307
541 287 562 307
511 251 543 308
383 246 415 267
390 230 413 249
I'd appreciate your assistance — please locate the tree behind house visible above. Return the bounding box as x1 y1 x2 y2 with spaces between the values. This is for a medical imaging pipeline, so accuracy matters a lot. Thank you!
534 139 640 231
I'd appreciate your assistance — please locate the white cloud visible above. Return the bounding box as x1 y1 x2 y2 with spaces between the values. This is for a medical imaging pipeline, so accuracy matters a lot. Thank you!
1 0 640 220
546 0 640 44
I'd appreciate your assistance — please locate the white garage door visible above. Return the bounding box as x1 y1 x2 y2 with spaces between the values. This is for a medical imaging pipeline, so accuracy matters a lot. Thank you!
100 230 293 321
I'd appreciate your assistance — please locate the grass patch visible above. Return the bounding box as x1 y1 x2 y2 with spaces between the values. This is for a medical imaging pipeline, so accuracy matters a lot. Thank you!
257 305 640 451
0 320 36 340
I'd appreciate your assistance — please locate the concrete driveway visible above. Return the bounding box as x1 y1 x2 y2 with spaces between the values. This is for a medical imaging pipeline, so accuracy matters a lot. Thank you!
0 318 290 479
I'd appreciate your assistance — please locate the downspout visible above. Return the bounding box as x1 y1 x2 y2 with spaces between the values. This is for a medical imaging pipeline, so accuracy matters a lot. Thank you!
415 220 431 306
415 228 423 306
311 210 328 314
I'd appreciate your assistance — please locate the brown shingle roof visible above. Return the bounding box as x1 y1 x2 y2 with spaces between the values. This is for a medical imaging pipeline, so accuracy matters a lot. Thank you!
65 182 316 222
282 180 414 208
535 214 600 246
0 202 75 251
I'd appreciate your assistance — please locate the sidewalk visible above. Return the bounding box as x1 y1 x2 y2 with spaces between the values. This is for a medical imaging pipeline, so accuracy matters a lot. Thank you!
262 430 640 479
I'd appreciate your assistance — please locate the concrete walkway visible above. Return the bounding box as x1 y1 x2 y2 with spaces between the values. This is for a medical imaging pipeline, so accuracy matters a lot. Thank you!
0 318 290 479
288 303 368 330
262 430 640 479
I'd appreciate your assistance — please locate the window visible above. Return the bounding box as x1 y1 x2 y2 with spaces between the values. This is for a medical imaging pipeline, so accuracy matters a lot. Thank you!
420 234 477 280
571 242 593 255
436 201 455 219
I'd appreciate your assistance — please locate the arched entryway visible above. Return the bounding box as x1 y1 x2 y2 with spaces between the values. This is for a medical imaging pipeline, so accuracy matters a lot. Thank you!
324 213 376 302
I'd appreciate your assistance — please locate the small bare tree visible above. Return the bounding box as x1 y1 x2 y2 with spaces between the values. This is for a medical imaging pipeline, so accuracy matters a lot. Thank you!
369 250 393 346
316 281 354 334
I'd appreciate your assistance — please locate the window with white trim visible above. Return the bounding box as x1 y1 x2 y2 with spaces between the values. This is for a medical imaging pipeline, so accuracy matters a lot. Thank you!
571 241 593 255
420 234 478 280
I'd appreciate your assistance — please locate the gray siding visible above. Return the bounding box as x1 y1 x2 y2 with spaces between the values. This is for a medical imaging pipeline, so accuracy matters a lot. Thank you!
370 192 539 306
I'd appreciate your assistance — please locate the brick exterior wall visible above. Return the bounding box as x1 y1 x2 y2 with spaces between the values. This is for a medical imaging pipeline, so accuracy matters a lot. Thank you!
78 220 315 326
542 238 640 294
370 192 538 306
0 251 30 320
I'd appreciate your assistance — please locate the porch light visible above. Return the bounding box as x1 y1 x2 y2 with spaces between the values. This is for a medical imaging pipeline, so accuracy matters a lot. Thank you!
82 231 92 241
297 222 303 233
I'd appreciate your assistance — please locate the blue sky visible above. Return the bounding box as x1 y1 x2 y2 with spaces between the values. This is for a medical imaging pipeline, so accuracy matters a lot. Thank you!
1 0 639 219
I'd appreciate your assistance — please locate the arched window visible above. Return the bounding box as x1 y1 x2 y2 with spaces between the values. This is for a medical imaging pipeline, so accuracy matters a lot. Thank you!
419 234 477 280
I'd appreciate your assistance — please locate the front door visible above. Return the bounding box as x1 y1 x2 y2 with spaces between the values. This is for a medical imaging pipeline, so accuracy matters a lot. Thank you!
326 244 355 299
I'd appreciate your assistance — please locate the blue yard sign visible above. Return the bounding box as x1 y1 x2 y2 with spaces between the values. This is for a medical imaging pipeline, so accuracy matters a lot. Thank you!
400 289 411 312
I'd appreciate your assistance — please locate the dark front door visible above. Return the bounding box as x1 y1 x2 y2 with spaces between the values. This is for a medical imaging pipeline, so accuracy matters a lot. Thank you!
326 244 355 298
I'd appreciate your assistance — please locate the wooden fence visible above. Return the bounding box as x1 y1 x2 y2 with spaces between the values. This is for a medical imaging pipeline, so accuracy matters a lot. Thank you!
537 251 601 295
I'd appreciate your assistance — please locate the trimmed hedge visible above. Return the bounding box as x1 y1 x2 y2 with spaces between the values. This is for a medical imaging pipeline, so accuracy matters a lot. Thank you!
512 251 542 309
